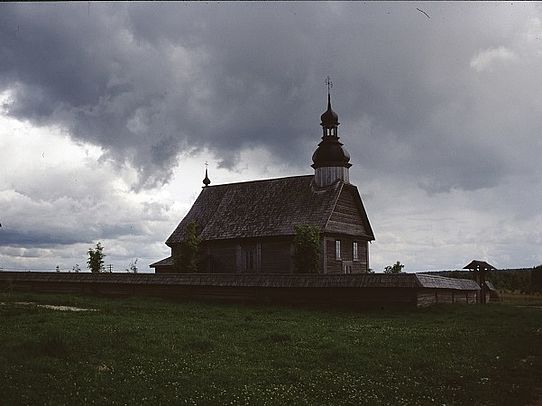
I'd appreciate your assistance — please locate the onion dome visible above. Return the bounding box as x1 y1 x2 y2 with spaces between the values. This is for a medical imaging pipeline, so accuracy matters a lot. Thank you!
203 168 211 187
311 138 351 169
320 94 339 127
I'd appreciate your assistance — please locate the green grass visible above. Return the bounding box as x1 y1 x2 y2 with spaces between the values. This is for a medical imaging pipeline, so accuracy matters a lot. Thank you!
1 292 541 405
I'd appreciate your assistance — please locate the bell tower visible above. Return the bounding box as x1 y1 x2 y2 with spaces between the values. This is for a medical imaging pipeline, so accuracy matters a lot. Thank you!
312 77 351 187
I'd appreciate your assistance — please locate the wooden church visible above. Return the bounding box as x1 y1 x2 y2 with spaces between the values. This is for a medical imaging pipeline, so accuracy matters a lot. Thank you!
151 91 375 274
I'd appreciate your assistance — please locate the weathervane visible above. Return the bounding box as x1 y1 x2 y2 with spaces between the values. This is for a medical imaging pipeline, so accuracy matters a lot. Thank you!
325 76 333 96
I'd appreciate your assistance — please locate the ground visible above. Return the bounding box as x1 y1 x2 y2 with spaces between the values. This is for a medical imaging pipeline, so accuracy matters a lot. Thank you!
0 292 541 405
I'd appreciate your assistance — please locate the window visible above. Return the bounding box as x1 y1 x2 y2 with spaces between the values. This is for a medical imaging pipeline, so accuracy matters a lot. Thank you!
335 240 341 260
245 250 254 271
353 242 359 261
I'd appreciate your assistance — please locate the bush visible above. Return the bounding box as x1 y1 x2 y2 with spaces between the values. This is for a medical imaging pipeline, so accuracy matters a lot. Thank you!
384 261 404 274
293 225 321 273
174 221 201 273
87 242 105 273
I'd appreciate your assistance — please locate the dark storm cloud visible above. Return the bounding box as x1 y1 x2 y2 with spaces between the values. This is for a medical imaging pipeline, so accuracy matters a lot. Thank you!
0 229 81 247
0 221 143 247
1 2 540 191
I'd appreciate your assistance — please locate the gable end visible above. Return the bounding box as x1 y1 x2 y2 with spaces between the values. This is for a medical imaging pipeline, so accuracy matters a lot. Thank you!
324 184 375 239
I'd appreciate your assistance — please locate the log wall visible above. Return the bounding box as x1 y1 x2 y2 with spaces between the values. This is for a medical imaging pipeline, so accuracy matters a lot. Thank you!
416 289 478 307
0 273 479 308
260 239 293 273
326 186 369 236
205 241 237 273
324 237 368 274
0 279 417 308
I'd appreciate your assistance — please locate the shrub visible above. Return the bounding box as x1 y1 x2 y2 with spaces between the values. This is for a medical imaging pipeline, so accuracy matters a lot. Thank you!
384 261 404 274
87 242 105 273
293 225 321 273
174 221 201 273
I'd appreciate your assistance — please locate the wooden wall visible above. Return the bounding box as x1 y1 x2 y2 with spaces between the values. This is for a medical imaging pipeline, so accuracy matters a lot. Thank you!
260 239 294 273
0 273 479 308
170 233 371 275
203 238 294 274
0 279 419 308
324 236 368 274
205 241 237 273
326 186 368 236
154 265 177 274
417 289 478 307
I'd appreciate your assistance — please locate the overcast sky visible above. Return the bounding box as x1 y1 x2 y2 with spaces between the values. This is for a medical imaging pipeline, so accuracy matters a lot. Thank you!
1 2 541 273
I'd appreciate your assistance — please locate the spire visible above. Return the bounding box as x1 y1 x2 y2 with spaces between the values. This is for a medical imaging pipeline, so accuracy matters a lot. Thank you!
202 162 211 187
321 76 339 130
325 76 333 110
326 75 333 97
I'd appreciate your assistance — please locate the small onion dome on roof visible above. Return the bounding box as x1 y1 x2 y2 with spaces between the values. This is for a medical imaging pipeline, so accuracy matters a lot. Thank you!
320 94 339 127
311 137 351 169
203 168 211 187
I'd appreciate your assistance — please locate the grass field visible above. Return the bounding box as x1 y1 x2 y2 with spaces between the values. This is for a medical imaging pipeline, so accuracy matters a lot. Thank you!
1 292 541 405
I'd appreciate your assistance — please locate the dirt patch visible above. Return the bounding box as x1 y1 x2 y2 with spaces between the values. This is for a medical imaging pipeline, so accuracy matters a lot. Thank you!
0 301 97 312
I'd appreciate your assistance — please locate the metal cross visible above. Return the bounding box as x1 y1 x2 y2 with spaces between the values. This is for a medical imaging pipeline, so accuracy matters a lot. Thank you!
205 161 208 168
325 76 333 95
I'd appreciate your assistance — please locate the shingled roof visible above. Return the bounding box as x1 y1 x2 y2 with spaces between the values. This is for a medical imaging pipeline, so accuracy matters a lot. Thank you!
166 175 373 245
463 260 497 271
149 257 173 267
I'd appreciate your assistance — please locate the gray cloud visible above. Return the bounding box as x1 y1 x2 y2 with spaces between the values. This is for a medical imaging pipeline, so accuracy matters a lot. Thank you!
2 2 540 192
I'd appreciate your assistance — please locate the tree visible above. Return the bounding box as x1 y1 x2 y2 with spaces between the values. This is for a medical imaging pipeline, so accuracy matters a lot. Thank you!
174 222 201 273
384 261 404 274
293 225 321 273
126 259 138 273
532 265 542 293
87 242 106 273
72 264 81 273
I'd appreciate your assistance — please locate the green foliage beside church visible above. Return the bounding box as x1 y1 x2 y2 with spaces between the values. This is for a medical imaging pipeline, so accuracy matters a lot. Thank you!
293 225 321 273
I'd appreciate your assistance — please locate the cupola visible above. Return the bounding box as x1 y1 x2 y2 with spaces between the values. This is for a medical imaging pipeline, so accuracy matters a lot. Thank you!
312 78 351 187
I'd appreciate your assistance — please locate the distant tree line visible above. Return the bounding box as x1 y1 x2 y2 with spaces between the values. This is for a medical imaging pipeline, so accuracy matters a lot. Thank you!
531 265 542 293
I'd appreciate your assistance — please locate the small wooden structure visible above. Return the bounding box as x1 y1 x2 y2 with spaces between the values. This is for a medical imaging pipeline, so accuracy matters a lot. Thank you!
484 281 501 302
0 272 480 308
463 260 497 304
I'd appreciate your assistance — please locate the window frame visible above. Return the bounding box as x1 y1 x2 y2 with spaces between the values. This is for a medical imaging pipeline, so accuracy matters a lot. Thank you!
335 240 341 260
353 241 359 262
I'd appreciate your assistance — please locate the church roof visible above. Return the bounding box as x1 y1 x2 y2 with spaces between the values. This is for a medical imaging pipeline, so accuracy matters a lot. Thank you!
166 175 374 245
